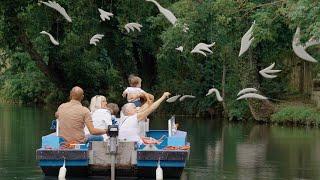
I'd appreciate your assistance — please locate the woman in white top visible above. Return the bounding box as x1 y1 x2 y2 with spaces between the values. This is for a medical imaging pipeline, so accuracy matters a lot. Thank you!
118 92 171 142
85 95 112 141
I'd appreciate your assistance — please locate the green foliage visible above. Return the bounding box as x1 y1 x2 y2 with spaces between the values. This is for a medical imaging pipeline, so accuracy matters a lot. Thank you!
0 0 320 120
271 105 320 126
0 51 57 104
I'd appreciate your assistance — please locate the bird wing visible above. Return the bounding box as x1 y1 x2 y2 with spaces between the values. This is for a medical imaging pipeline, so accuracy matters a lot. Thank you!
239 21 255 57
304 37 320 49
237 88 258 96
166 95 181 103
206 88 215 96
90 34 104 45
41 1 72 22
40 31 59 45
213 89 223 102
161 8 177 25
179 95 195 101
237 93 267 100
292 27 318 63
259 70 278 79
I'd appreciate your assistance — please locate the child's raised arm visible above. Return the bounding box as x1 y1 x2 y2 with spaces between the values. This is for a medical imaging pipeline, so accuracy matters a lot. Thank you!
122 89 128 98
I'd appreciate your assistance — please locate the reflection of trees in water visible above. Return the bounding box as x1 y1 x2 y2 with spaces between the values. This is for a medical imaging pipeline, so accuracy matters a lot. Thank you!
214 124 320 180
176 120 320 179
210 124 276 179
206 141 223 167
236 143 275 180
265 126 320 179
0 104 53 177
247 125 271 143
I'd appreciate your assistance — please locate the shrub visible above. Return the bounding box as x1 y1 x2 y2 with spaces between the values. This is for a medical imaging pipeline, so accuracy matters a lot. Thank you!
271 105 320 126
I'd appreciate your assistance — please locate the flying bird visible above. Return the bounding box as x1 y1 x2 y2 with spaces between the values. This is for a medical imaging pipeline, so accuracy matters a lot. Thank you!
40 31 59 45
146 0 177 25
175 46 183 52
206 87 223 102
98 8 113 21
239 21 255 57
179 95 196 102
236 88 267 100
89 34 104 46
191 42 216 56
259 62 282 79
304 37 320 49
166 95 181 103
40 1 72 22
124 23 143 33
292 27 318 63
183 23 189 33
237 88 258 96
237 93 268 100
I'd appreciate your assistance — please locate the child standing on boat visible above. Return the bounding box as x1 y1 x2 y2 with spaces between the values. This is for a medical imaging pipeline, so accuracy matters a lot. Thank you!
122 74 153 107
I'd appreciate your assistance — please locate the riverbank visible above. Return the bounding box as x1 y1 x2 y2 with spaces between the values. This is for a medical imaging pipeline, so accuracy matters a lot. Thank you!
271 99 320 127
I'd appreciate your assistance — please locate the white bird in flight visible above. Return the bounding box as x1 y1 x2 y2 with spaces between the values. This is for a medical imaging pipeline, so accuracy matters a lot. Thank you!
98 8 113 21
90 34 104 46
40 31 59 45
124 23 143 33
304 37 320 49
236 88 267 100
206 87 223 102
182 23 189 33
237 88 258 96
259 62 282 79
40 1 72 22
179 95 196 102
145 0 177 25
191 42 215 57
292 27 318 63
175 46 183 52
239 21 255 57
166 95 181 103
237 93 268 100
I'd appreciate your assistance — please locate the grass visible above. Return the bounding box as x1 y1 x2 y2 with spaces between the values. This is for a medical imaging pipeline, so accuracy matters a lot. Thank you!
271 105 320 127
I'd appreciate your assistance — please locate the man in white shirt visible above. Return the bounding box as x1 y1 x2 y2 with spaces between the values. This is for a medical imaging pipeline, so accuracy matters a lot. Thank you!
118 92 170 142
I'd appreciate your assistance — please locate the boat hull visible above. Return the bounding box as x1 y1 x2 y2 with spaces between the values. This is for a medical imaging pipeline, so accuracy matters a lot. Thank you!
36 130 190 178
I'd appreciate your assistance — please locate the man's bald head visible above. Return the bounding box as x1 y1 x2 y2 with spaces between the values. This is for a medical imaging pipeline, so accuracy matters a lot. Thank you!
122 103 136 116
70 86 84 101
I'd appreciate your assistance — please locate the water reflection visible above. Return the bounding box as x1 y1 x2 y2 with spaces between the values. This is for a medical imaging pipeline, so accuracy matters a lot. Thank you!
1 105 320 180
0 104 54 180
177 119 320 180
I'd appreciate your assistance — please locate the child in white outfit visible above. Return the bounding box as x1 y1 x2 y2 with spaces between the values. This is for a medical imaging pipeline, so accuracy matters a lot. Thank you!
122 75 153 107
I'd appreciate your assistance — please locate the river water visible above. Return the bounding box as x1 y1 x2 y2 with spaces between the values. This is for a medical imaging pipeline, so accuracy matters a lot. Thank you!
1 103 320 180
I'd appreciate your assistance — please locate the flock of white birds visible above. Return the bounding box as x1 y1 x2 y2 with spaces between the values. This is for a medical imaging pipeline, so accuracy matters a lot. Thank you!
38 1 320 104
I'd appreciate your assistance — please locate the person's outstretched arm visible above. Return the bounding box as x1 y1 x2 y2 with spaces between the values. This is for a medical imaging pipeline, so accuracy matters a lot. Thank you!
85 121 107 135
84 111 107 135
137 92 170 121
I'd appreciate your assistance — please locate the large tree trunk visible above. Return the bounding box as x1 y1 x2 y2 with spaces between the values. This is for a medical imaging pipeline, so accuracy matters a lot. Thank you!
239 52 275 121
4 4 65 91
18 31 65 90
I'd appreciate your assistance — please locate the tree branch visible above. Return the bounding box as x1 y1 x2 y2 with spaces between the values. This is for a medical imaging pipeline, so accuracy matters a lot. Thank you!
18 30 65 90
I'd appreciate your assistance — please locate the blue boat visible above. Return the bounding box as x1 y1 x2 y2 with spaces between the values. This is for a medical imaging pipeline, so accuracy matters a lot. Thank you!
36 117 190 178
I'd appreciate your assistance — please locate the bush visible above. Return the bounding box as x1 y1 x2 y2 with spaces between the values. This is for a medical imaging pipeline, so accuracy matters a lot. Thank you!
271 105 320 126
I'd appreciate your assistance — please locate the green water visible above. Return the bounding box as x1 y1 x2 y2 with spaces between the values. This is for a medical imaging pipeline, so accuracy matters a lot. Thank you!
1 104 320 179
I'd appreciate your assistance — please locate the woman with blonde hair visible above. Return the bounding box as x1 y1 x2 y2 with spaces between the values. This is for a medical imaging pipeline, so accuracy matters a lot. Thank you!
85 95 112 141
89 95 107 112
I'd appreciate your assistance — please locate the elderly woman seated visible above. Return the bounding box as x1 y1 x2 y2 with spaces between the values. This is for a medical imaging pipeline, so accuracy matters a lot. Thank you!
84 95 119 141
118 92 170 143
